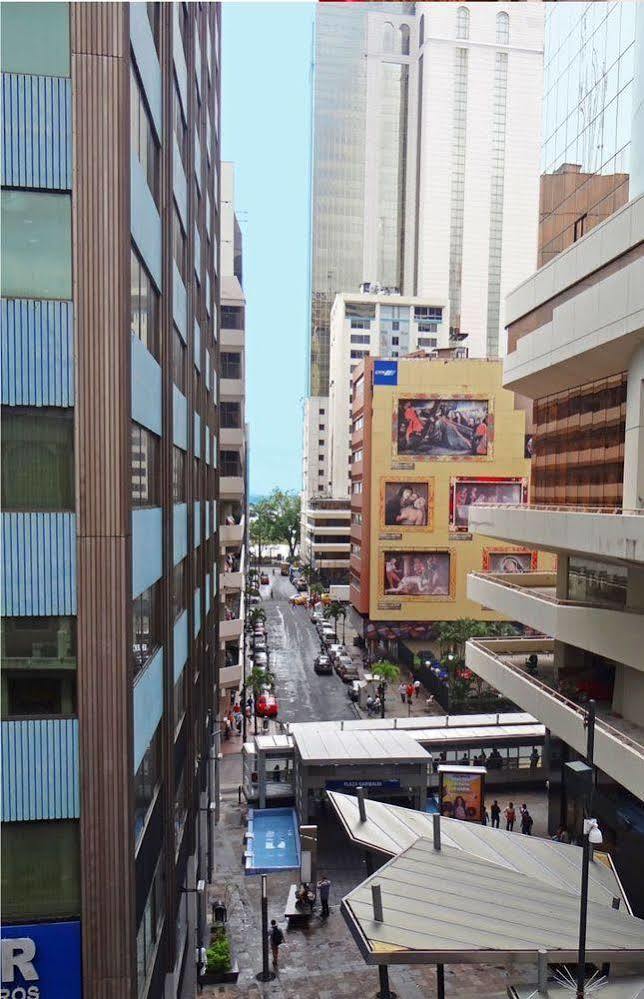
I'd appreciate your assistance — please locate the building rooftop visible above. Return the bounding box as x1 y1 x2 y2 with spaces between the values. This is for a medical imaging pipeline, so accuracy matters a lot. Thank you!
293 727 431 765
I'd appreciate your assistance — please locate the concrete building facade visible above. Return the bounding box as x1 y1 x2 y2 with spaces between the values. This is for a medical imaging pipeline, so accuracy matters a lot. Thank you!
1 4 222 997
218 164 248 715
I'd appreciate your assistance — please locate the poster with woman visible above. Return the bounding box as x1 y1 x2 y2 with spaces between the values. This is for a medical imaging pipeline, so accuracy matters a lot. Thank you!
484 549 537 573
382 551 452 599
439 770 484 823
382 480 432 529
396 397 491 458
449 477 527 533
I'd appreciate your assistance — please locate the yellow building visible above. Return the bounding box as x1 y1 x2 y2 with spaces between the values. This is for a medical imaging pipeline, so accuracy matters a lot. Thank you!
350 354 545 633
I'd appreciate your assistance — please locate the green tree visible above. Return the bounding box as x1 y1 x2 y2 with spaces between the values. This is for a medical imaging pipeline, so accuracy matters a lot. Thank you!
249 498 274 565
372 660 400 719
248 606 266 630
249 490 301 563
324 600 347 642
310 582 324 599
299 563 317 586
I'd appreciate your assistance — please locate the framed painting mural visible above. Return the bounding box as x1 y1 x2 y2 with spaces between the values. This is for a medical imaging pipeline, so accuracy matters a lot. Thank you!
380 549 454 601
449 477 527 534
482 548 537 573
381 477 434 531
394 396 493 459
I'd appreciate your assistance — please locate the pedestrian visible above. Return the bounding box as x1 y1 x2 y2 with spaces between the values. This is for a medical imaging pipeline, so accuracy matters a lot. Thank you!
413 678 421 699
530 746 540 767
519 802 528 823
223 716 231 741
482 806 489 826
490 799 501 829
269 919 284 968
521 809 534 835
552 826 569 844
398 682 406 704
317 874 331 918
406 681 414 702
504 801 516 832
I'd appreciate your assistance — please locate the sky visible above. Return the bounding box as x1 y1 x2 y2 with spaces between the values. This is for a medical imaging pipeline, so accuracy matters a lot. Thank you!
221 2 315 498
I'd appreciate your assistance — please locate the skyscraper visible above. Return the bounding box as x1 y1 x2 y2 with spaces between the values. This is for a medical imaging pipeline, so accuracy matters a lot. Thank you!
303 1 545 512
1 4 222 996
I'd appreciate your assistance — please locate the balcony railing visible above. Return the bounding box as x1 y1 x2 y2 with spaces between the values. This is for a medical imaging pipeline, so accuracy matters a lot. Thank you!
473 503 644 516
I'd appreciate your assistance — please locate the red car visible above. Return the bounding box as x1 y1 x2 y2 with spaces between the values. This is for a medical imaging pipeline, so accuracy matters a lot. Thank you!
256 693 278 718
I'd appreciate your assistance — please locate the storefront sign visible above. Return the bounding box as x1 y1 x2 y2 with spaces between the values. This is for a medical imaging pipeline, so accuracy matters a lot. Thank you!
325 779 400 791
439 769 485 823
1 921 81 999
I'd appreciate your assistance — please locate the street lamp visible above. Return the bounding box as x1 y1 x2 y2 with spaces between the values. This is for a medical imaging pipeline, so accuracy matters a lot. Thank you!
575 699 598 999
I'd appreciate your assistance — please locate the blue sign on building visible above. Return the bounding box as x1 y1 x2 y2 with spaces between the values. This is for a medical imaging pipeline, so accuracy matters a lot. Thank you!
373 359 398 386
1 921 81 998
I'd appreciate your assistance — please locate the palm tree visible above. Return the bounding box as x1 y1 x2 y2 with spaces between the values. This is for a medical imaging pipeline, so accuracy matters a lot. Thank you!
300 563 317 585
324 600 346 641
248 606 266 629
372 660 400 719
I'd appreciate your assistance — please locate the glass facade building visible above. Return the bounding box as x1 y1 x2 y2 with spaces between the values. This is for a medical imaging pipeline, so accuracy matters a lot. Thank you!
539 1 636 266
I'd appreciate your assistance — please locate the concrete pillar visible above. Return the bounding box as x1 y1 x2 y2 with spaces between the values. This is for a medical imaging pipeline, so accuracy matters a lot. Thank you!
623 343 644 510
258 751 266 809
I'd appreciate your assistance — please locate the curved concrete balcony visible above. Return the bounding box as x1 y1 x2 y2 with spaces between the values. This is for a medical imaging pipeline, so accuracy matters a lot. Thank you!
220 475 244 500
467 570 644 673
220 427 245 447
465 638 644 801
468 504 644 564
220 616 243 640
219 661 242 689
220 516 245 545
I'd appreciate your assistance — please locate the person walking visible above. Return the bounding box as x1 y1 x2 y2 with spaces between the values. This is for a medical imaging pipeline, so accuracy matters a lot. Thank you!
398 682 406 704
521 809 534 835
406 681 414 703
269 919 284 968
317 874 331 918
413 678 421 699
504 801 516 831
490 800 501 829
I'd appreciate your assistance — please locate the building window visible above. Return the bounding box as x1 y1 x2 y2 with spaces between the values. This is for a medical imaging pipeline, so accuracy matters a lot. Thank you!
2 616 76 668
418 337 438 348
174 668 188 727
392 336 399 346
173 205 187 280
3 670 76 719
134 724 162 845
172 559 187 621
130 64 159 204
173 446 186 502
132 581 162 678
573 214 587 242
1 191 71 299
193 457 201 502
2 821 80 921
136 851 165 995
418 322 438 333
221 451 242 477
131 423 160 507
350 319 370 330
221 401 241 429
221 352 241 379
174 762 188 842
2 4 70 74
318 439 324 447
172 327 186 394
131 248 160 359
318 423 325 431
173 73 188 171
419 14 424 47
350 350 367 359
221 304 244 329
568 557 627 610
456 6 469 40
2 407 74 511
400 24 410 55
496 11 509 45
414 306 442 321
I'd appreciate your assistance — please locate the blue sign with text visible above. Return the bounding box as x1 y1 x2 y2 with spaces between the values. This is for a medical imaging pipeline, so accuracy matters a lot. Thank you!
1 921 81 999
374 359 398 386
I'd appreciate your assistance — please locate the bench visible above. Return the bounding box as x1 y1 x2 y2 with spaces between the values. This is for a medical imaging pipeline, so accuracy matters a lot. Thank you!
284 884 313 925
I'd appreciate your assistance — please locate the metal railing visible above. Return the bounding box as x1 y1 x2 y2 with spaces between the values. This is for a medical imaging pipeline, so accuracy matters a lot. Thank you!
472 503 643 516
469 640 644 756
469 571 637 614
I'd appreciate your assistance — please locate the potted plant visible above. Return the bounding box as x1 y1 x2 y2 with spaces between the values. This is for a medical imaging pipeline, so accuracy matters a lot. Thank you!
200 925 239 985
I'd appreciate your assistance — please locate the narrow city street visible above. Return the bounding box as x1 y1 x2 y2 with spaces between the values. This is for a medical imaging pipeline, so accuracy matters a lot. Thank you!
259 572 356 725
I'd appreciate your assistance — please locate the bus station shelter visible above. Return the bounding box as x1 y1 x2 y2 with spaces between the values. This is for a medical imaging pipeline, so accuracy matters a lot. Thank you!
293 729 430 823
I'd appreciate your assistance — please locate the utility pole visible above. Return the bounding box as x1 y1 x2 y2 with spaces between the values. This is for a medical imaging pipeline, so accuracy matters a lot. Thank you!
576 699 595 999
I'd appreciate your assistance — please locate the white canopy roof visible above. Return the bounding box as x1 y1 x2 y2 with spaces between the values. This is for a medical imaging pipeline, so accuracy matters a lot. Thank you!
294 728 431 765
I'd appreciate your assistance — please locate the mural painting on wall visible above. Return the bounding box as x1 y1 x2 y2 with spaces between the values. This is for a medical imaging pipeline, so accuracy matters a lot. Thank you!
395 397 492 459
382 478 434 530
450 477 527 533
365 621 440 641
483 548 537 573
382 550 452 599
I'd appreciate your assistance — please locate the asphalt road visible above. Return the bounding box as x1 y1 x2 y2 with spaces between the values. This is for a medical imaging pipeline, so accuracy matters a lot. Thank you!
258 572 356 725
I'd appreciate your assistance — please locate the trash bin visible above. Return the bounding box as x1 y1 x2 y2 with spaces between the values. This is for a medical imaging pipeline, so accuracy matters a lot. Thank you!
212 901 227 925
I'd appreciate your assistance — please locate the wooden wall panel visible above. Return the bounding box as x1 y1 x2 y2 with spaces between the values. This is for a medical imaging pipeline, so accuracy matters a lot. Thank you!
72 4 135 997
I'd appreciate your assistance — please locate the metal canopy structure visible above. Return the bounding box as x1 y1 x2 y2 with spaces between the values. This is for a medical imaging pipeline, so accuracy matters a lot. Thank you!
341 836 644 966
294 728 431 765
327 792 632 910
287 711 538 736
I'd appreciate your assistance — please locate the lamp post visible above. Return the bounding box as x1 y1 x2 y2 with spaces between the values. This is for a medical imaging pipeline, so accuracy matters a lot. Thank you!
256 874 276 982
576 699 600 999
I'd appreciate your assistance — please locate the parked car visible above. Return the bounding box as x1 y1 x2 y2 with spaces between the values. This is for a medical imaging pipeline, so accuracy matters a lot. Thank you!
260 573 270 585
337 660 359 682
290 593 308 606
281 564 290 576
254 652 268 667
314 655 333 675
250 594 261 605
256 693 278 718
327 644 345 663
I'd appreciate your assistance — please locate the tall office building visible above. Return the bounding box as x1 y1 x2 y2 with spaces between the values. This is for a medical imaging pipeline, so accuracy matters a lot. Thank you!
464 1 644 914
1 5 222 997
218 163 248 714
303 2 544 517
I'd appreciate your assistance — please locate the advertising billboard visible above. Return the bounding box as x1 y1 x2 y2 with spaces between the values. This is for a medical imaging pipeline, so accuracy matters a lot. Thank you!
382 550 453 600
439 769 485 823
374 359 398 386
483 548 537 573
1 920 81 999
396 397 491 458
